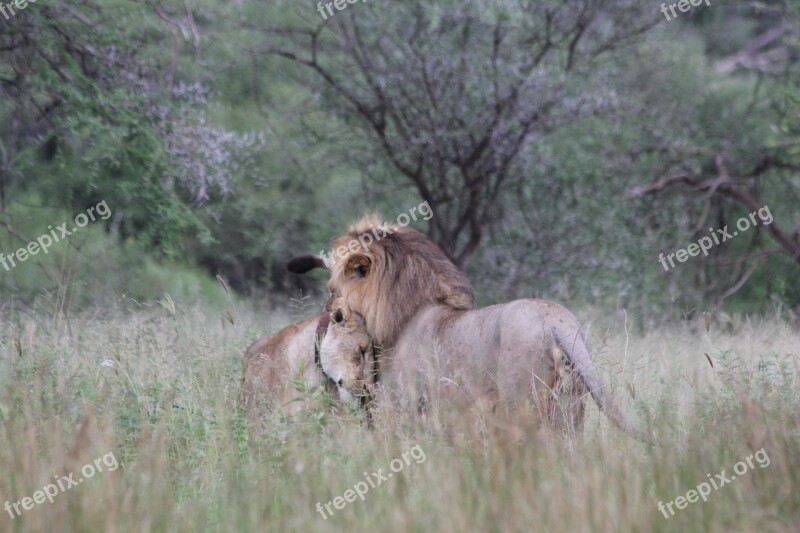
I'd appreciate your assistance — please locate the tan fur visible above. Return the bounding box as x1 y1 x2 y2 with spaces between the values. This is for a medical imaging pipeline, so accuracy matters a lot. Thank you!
321 299 650 443
319 303 377 405
241 316 329 419
326 214 474 347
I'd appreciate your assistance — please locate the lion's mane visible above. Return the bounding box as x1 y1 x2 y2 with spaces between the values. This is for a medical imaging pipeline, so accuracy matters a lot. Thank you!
327 214 474 347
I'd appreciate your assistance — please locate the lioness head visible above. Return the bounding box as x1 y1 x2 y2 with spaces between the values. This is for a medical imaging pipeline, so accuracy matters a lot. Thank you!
319 298 376 405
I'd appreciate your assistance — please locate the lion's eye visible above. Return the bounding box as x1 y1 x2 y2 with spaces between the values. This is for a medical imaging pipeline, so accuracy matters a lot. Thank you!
359 347 367 361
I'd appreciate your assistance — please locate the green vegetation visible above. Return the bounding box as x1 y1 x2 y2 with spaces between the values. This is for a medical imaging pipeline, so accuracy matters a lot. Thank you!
1 0 798 317
1 1 798 531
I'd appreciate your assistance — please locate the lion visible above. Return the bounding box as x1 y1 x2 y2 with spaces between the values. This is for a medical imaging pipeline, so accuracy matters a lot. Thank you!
287 214 474 348
320 298 651 443
241 315 332 419
317 303 378 402
241 309 379 422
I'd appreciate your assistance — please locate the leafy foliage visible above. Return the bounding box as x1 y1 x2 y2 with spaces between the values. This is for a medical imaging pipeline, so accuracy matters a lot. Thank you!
0 0 798 319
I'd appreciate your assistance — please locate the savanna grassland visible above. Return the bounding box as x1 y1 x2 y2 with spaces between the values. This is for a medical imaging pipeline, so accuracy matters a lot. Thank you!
0 296 797 533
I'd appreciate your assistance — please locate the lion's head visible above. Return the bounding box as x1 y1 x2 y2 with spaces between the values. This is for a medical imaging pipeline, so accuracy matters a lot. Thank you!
288 213 474 346
319 297 376 404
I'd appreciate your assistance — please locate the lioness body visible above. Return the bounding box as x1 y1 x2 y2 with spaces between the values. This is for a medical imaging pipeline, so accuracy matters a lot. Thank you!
241 316 326 417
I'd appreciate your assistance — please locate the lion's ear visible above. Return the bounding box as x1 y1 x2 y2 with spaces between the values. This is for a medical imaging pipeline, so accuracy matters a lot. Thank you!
344 254 371 280
286 254 330 273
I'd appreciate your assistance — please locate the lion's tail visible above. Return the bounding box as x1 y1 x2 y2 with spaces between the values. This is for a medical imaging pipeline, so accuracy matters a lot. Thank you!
555 326 653 446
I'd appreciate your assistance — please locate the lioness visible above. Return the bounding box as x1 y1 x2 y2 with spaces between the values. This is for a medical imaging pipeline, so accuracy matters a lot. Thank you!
320 298 650 443
241 315 331 418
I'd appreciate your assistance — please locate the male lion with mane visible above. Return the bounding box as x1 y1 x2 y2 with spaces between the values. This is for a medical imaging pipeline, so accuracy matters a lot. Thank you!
287 214 474 348
289 213 597 436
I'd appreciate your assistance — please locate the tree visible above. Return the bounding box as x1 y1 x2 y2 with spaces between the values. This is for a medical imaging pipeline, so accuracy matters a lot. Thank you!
628 4 800 306
259 0 657 268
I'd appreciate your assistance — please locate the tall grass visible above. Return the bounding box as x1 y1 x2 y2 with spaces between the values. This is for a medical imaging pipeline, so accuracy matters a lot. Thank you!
0 298 797 532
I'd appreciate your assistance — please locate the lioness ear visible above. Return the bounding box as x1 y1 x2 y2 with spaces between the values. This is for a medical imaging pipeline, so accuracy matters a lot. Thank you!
286 254 330 273
344 254 371 279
